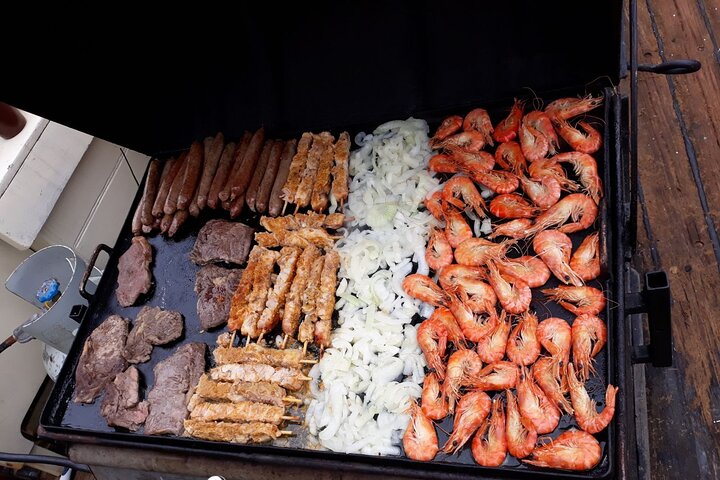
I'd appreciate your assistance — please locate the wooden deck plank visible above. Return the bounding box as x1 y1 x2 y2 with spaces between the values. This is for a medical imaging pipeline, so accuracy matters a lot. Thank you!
695 0 720 66
635 0 720 478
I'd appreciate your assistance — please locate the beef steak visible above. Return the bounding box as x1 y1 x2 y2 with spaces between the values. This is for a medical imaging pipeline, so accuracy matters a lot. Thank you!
189 220 254 266
124 306 184 364
100 366 149 431
116 236 153 307
194 265 243 330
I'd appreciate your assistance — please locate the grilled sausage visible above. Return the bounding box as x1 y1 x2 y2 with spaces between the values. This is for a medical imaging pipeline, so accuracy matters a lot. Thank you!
141 159 161 226
189 137 214 216
152 155 183 217
197 133 225 210
168 209 189 237
268 139 297 217
164 154 189 215
208 141 237 209
132 196 144 236
255 140 284 214
229 192 246 219
245 141 273 212
229 128 265 201
177 141 204 211
160 212 174 234
219 132 253 203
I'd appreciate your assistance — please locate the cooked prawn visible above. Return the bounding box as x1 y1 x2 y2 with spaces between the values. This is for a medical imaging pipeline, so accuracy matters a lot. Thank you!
519 175 561 209
455 237 513 267
532 356 573 415
519 114 549 162
517 366 560 434
506 311 541 366
443 175 487 218
505 389 537 459
542 285 605 316
554 119 602 154
471 396 507 467
486 260 532 314
570 232 601 281
463 108 494 146
495 141 527 175
567 363 618 434
528 158 580 192
489 219 534 240
552 152 603 204
425 191 445 221
497 256 551 288
403 400 439 461
545 95 603 121
493 99 524 143
421 372 449 420
572 314 607 380
428 306 467 347
438 131 486 152
447 285 499 343
476 312 511 363
525 111 560 155
473 169 519 194
532 230 584 286
443 391 492 454
529 193 598 234
426 227 453 271
523 429 602 471
443 204 474 248
444 349 483 413
403 274 449 307
447 147 495 174
470 361 518 391
430 115 463 147
489 193 541 219
439 266 497 315
429 153 458 174
417 316 448 378
537 317 571 365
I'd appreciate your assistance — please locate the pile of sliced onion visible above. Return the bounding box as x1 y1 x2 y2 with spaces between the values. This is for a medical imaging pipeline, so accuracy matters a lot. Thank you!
306 118 439 455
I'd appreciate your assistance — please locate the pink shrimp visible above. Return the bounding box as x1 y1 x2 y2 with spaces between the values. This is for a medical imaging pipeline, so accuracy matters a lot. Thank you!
493 98 524 143
489 193 541 219
528 158 580 192
567 363 618 434
517 366 560 434
455 237 513 267
554 119 602 154
443 391 492 454
471 396 507 467
495 141 527 175
421 372 449 420
403 400 439 461
473 169 519 194
505 389 537 459
428 307 466 347
429 153 458 174
523 429 602 471
496 256 551 288
439 266 497 314
519 114 549 162
430 115 463 147
545 95 603 121
447 286 499 343
444 348 483 413
552 151 603 204
488 219 534 240
463 108 494 146
506 311 541 366
529 193 598 234
532 230 584 286
476 312 511 363
470 361 518 391
425 191 445 221
532 356 573 415
542 286 605 316
403 273 449 307
442 175 487 218
447 147 495 174
443 205 474 248
438 131 487 152
519 175 561 209
571 314 607 381
486 260 532 314
426 227 453 271
537 317 571 365
570 232 601 281
417 317 448 379
525 111 560 155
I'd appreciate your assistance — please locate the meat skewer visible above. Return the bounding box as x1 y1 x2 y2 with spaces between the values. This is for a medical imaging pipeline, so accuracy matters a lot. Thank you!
294 133 330 209
282 245 321 343
218 133 252 203
183 420 291 444
331 131 350 207
214 343 315 369
260 213 345 232
311 134 335 212
208 140 238 209
228 248 263 332
257 247 301 334
229 128 265 201
314 251 340 348
298 255 325 346
190 401 298 425
163 154 189 215
239 248 280 339
196 132 225 211
281 133 313 209
140 159 161 226
152 155 184 218
177 141 204 211
189 375 296 408
268 140 296 217
255 228 337 250
209 363 311 391
255 140 284 214
245 141 273 212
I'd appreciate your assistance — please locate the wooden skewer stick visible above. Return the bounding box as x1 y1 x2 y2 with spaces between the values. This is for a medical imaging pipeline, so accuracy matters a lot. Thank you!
299 359 317 365
246 335 251 347
283 396 303 405
281 415 301 422
230 331 237 348
282 201 288 216
257 331 265 344
294 204 300 214
302 341 308 356
281 334 289 349
280 430 294 436
299 375 312 381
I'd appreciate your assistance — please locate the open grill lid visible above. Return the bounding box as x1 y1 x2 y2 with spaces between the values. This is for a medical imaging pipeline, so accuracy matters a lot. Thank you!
2 1 622 154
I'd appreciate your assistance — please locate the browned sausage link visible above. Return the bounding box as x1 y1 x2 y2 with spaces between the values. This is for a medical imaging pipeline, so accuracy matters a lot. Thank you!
219 132 253 202
164 155 189 215
141 159 161 226
222 199 232 211
141 223 154 234
208 141 237 208
230 128 265 201
189 137 213 217
177 141 204 211
132 196 144 236
269 139 297 216
254 141 284 214
229 191 246 219
197 132 225 210
160 212 174 234
245 141 273 212
168 209 189 237
311 135 335 212
152 155 182 217
331 131 351 206
281 133 312 204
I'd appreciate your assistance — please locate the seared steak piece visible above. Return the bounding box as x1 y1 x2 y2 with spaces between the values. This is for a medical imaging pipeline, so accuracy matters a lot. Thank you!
145 342 206 436
189 220 254 266
194 265 243 330
100 366 149 431
74 315 129 404
116 236 153 307
124 306 184 364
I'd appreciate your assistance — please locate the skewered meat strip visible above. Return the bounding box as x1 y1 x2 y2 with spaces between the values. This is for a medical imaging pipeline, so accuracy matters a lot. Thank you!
298 255 325 344
331 131 350 206
314 251 340 348
260 213 345 232
255 228 335 250
269 140 297 216
209 363 306 391
257 246 301 334
183 420 283 444
214 343 305 369
282 245 321 337
190 401 286 425
294 133 331 208
228 248 262 332
190 374 287 408
311 133 336 212
281 133 313 204
241 248 280 338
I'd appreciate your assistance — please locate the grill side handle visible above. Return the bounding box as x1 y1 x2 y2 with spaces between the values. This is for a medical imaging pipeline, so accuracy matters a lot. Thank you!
79 243 113 301
625 270 673 367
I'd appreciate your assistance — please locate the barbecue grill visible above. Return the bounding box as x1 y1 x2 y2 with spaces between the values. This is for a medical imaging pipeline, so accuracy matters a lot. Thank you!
2 1 700 478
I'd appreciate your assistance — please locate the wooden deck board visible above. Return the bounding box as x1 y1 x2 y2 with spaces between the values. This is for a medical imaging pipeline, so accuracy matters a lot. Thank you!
635 0 720 478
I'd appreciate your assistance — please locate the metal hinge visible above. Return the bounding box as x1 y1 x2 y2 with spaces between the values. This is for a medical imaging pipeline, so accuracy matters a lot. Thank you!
625 270 673 367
